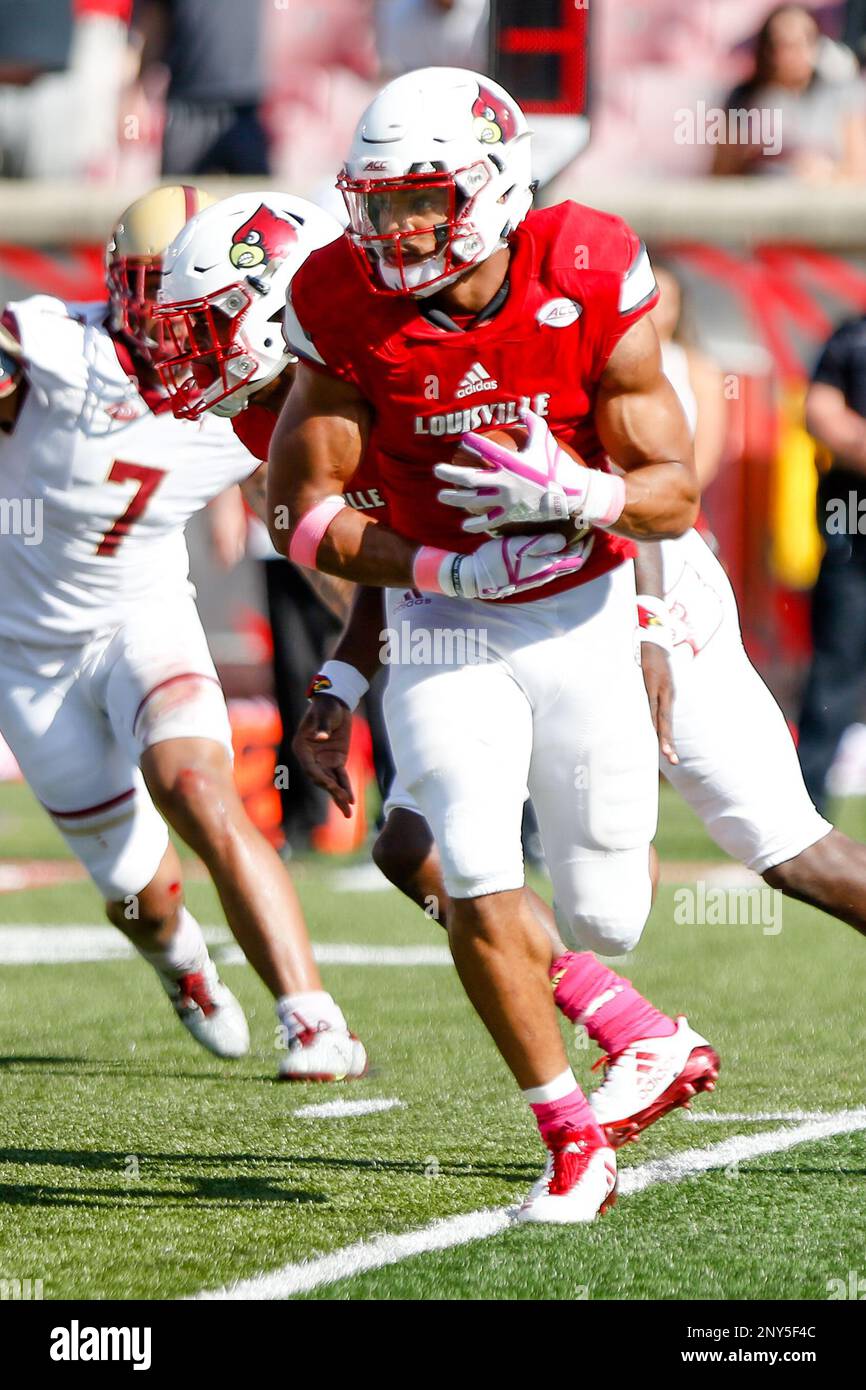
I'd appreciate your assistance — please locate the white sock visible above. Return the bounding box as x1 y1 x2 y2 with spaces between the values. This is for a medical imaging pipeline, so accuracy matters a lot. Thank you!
276 991 346 1043
136 907 209 978
521 1068 579 1106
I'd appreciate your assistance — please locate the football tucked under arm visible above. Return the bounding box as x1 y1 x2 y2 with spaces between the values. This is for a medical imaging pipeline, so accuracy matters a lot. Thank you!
436 320 698 543
436 411 620 538
268 363 592 601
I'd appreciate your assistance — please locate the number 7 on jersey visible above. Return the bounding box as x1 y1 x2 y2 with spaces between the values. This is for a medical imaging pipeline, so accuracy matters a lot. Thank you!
96 460 167 557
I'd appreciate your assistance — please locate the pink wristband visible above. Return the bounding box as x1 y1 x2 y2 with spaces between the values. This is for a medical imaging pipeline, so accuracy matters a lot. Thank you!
413 545 453 594
288 495 347 568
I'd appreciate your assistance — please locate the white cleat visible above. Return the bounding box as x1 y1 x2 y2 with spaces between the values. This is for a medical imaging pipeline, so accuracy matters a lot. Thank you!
159 961 250 1059
589 1015 720 1148
278 1024 368 1082
516 1127 617 1225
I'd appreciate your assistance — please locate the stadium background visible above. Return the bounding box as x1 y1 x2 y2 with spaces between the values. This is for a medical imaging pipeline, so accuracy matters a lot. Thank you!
4 0 866 843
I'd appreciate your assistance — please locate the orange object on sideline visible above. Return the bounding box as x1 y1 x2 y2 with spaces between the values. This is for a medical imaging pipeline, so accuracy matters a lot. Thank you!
311 715 374 854
229 698 285 849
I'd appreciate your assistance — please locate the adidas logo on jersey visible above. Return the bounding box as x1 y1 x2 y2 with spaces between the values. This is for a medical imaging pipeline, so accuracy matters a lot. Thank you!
455 361 498 399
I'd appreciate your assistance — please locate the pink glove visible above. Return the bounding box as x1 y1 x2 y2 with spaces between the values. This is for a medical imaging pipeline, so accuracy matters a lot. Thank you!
435 408 626 535
413 530 595 600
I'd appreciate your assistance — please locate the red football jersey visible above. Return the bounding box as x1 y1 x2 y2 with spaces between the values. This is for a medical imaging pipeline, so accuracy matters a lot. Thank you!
231 401 389 522
287 200 660 601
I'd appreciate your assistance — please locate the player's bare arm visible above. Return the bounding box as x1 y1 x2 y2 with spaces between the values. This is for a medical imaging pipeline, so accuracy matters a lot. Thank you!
633 542 677 766
436 318 697 544
267 362 422 587
269 362 586 600
805 380 866 473
594 315 698 538
293 585 386 817
239 457 354 620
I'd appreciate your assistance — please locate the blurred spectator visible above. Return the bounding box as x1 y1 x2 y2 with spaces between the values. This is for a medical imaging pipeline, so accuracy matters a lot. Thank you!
375 0 489 78
131 0 271 174
0 0 131 179
262 0 378 190
650 264 726 491
798 317 866 813
843 0 866 66
712 4 866 180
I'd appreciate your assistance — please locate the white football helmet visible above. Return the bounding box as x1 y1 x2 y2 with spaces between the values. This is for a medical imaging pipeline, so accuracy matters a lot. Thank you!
338 66 533 297
155 191 343 418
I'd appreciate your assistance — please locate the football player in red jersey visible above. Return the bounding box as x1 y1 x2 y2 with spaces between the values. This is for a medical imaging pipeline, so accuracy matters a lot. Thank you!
156 185 723 1171
264 67 715 1222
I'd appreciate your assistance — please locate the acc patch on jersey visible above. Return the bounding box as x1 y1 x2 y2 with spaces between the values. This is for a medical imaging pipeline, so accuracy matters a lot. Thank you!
536 298 582 329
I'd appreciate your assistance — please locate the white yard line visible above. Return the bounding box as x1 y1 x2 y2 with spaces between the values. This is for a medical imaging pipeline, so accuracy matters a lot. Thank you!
192 1108 866 1301
293 1098 405 1120
0 925 137 963
0 926 451 968
679 1110 829 1124
194 1208 512 1300
332 863 393 893
617 1109 866 1195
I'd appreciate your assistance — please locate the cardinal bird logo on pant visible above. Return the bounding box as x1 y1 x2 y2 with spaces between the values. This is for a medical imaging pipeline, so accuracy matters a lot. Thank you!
472 86 518 145
230 205 298 270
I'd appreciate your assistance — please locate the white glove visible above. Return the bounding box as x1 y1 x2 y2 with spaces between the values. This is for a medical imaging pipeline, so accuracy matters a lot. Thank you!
413 531 593 601
434 408 626 535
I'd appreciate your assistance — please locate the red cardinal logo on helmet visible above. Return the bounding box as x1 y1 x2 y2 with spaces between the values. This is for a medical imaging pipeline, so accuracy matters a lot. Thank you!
472 86 518 145
230 204 298 270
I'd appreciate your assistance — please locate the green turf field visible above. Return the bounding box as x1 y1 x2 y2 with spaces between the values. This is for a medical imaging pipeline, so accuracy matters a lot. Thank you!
0 781 864 1301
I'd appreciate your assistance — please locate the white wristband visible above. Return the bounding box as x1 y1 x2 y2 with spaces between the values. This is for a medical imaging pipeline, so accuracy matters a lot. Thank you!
636 594 674 653
570 470 626 529
308 659 370 712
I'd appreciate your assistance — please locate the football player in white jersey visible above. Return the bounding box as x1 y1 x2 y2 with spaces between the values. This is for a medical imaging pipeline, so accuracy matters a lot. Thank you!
0 186 366 1081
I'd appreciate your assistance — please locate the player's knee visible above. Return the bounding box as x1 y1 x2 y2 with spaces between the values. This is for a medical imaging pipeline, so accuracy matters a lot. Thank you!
556 848 652 956
433 818 524 900
563 905 648 957
105 892 177 937
149 763 235 853
136 675 227 747
762 828 841 897
371 826 415 892
372 811 433 890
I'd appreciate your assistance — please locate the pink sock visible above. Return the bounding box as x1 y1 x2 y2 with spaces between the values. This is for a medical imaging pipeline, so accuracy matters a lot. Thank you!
550 951 676 1056
523 1069 604 1147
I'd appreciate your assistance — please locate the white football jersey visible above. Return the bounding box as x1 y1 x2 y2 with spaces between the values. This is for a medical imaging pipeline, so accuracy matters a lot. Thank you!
0 296 258 644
